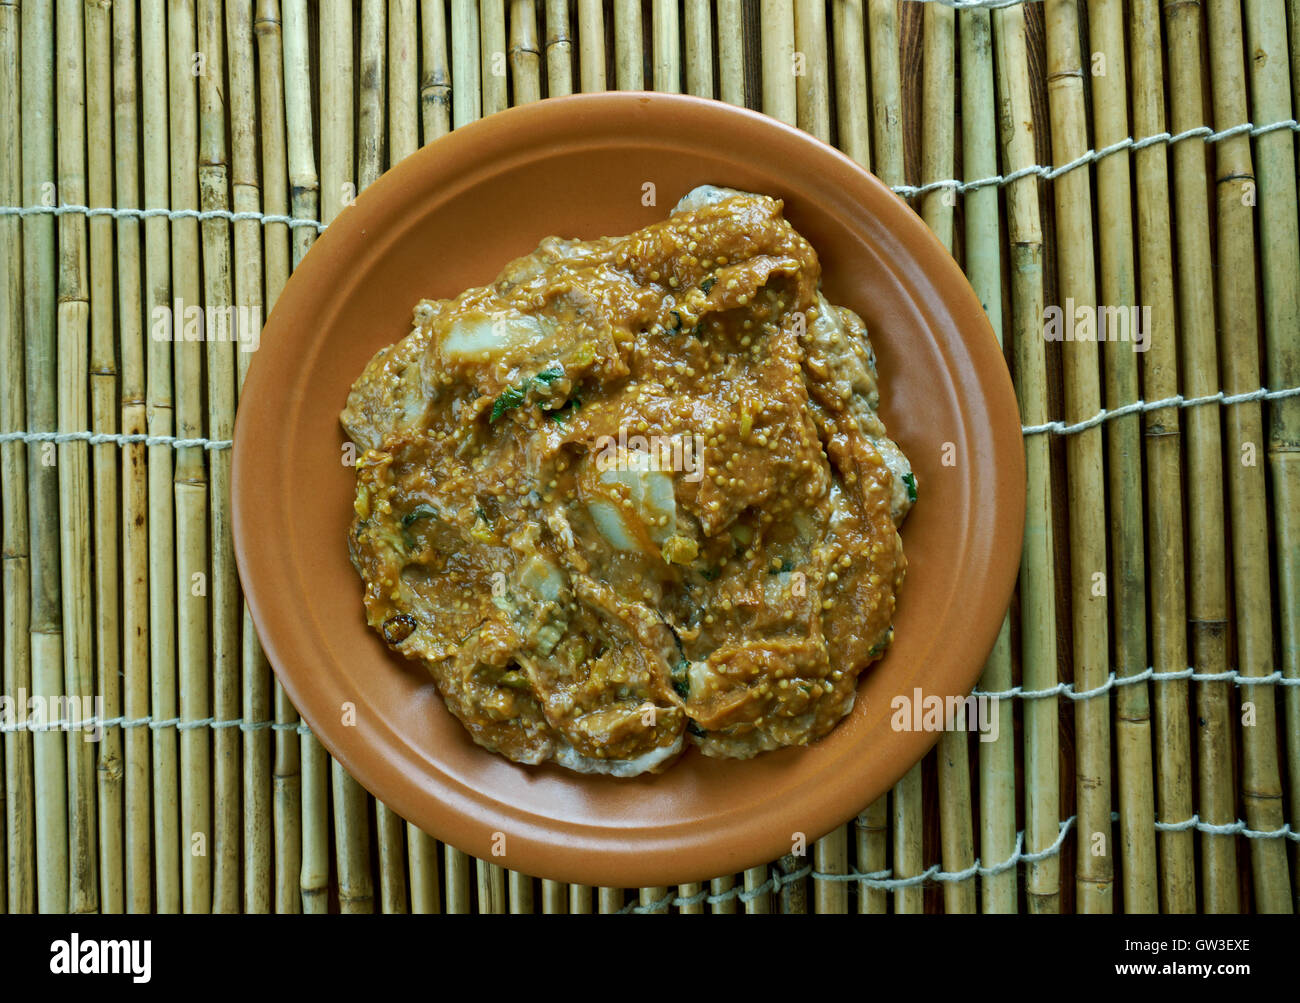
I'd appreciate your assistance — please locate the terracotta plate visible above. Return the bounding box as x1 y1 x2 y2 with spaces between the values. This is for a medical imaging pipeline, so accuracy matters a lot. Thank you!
233 92 1025 888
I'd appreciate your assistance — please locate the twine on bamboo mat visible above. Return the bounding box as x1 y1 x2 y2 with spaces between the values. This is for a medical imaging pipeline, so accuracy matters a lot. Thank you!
2 659 1295 740
3 387 1299 452
621 815 1298 913
2 115 1297 228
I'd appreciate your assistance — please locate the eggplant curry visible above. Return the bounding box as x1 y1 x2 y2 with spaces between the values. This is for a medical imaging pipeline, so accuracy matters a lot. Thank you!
341 186 915 776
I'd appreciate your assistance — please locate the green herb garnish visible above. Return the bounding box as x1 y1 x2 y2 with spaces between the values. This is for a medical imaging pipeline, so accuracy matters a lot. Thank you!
700 277 715 294
548 395 583 424
401 503 439 528
490 364 565 423
768 558 794 575
534 363 564 385
902 472 917 503
489 383 528 422
671 659 690 698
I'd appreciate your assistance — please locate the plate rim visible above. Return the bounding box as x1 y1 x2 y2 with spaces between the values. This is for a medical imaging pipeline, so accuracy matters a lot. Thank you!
232 90 1026 888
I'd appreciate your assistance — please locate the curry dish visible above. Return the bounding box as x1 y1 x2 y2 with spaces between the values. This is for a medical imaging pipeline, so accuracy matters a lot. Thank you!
341 186 915 776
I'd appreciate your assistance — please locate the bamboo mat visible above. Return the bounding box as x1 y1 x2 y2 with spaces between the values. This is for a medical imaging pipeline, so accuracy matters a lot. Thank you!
1 0 1298 915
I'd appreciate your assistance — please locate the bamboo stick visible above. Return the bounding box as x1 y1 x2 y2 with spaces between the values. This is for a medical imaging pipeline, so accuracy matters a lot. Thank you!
919 3 954 247
959 6 1014 914
867 0 902 187
683 0 711 98
196 0 240 915
282 0 325 914
413 10 449 905
614 0 643 89
1129 0 1194 914
299 731 328 912
421 0 453 138
407 826 440 912
85 0 122 916
892 766 923 913
452 0 483 125
718 0 743 106
508 0 541 103
993 2 1059 914
229 0 272 913
541 879 566 913
254 0 301 915
445 844 471 913
653 0 681 93
481 0 507 115
543 0 573 98
639 885 670 913
1243 0 1300 906
359 1 410 913
568 883 592 913
1087 0 1157 913
56 0 99 916
832 0 870 168
168 0 212 916
710 876 736 914
761 0 795 125
111 0 150 918
360 0 387 183
508 869 533 913
853 805 885 913
776 853 805 913
1210 0 1293 914
674 881 701 915
320 0 374 915
919 2 975 915
473 862 501 914
792 0 828 142
1163 0 1238 913
0 723 4 909
391 0 421 154
1045 0 1113 915
863 0 911 913
85 0 124 914
377 808 408 912
0 0 34 916
1291 0 1300 120
813 825 847 913
141 0 179 915
743 864 770 914
598 885 623 913
576 0 604 92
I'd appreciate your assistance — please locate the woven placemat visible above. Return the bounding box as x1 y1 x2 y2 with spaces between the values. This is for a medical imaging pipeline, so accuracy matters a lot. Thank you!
0 0 1297 914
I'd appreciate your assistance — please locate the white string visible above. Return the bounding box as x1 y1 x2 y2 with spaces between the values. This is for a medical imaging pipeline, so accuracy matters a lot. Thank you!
2 663 1292 743
912 0 1042 9
893 118 1300 198
623 812 1297 912
0 203 325 231
1020 385 1300 437
0 430 232 449
3 119 1296 229
973 666 1300 702
1153 816 1297 841
0 715 311 735
3 381 1296 451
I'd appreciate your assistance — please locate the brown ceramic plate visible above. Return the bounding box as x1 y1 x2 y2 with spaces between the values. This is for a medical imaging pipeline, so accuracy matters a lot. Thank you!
233 92 1024 888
